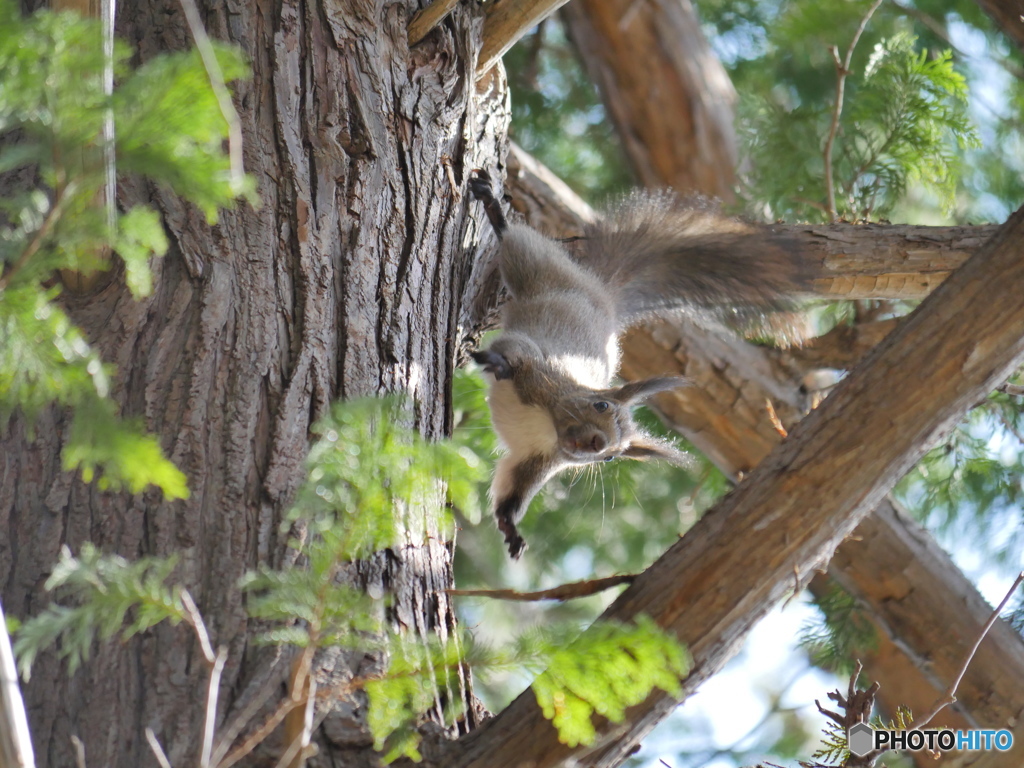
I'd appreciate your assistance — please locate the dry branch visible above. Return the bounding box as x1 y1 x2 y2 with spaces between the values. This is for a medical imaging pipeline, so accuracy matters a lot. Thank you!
823 0 884 221
786 318 901 369
478 0 574 75
449 575 635 602
408 0 460 45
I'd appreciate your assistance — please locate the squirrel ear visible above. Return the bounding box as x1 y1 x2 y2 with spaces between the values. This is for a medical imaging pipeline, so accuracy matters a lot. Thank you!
612 376 688 404
472 349 514 380
622 434 696 469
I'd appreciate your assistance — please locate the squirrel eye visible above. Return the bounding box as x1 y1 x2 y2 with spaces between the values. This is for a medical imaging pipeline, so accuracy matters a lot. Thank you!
593 401 609 413
604 456 615 462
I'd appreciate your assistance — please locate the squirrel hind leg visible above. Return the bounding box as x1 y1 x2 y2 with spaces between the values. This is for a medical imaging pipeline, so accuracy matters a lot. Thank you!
495 496 529 559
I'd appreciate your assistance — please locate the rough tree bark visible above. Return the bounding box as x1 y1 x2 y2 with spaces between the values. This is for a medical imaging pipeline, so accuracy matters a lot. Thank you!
0 1 506 766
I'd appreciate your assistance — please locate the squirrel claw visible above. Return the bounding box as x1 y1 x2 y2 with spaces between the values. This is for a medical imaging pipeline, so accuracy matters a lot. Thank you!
471 349 513 380
469 169 495 202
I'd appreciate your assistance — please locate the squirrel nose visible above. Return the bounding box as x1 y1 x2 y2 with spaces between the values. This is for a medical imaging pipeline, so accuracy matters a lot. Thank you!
575 432 606 453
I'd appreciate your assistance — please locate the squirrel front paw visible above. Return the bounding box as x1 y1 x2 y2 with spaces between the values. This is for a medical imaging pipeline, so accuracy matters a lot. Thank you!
471 349 513 380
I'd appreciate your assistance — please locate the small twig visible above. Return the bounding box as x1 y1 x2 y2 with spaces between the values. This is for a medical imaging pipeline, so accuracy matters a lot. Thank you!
823 0 884 222
814 660 879 729
179 589 227 768
273 728 317 768
145 728 173 768
180 589 217 665
441 155 461 201
912 571 1024 730
782 565 802 609
201 648 228 768
998 383 1024 397
210 652 288 767
215 697 304 768
765 398 788 438
408 0 460 46
1 599 36 768
277 674 318 768
283 648 317 768
449 574 636 602
178 0 245 194
71 735 87 768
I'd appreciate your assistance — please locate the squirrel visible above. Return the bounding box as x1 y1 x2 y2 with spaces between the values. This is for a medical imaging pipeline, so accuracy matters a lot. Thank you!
468 169 811 559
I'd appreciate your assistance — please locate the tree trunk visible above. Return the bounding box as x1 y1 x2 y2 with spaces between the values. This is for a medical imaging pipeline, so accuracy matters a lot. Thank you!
0 2 505 766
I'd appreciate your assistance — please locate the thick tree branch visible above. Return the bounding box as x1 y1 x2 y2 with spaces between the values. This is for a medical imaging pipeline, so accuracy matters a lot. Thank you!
785 317 901 369
408 0 459 46
561 0 737 197
451 200 1024 767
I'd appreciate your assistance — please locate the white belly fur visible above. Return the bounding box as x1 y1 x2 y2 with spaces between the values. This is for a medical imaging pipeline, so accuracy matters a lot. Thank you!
487 379 557 456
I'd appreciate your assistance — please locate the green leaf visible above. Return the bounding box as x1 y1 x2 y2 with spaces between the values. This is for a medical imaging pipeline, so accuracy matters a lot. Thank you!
14 544 184 681
531 616 689 747
0 0 253 503
114 44 257 221
115 206 168 298
0 285 111 416
364 636 465 762
64 400 189 499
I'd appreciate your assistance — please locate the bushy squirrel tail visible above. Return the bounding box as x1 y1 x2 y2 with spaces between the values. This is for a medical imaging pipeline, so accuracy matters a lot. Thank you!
579 191 813 330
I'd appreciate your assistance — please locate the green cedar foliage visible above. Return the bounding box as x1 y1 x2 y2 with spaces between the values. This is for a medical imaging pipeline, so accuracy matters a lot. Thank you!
894 390 1024 566
742 25 978 221
531 615 689 748
13 543 185 680
14 397 688 762
799 583 877 675
0 1 254 498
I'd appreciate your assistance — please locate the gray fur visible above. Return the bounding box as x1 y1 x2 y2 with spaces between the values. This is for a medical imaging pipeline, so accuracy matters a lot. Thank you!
470 173 811 558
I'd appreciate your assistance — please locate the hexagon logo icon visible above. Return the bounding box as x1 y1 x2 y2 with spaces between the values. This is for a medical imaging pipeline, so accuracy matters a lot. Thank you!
848 722 874 757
